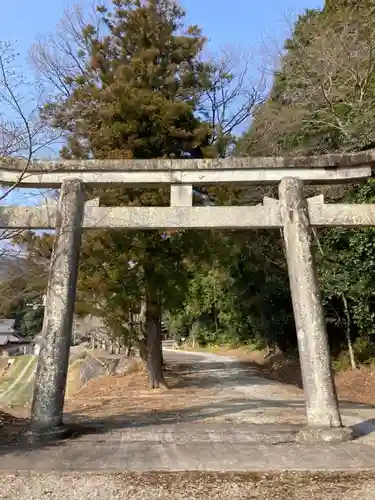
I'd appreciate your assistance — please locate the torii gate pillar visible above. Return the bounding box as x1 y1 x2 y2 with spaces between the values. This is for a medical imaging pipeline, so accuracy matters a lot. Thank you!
279 177 352 441
26 179 85 441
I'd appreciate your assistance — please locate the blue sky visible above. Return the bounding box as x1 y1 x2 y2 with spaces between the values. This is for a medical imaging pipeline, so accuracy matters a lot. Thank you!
2 0 323 66
0 0 323 206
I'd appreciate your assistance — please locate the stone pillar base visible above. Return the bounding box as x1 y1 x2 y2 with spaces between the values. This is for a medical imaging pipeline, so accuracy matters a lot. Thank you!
22 422 103 445
22 425 72 445
296 426 353 443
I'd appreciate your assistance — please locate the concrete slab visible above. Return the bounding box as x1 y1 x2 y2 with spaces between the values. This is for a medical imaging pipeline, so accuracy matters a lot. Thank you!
1 439 375 472
58 422 303 444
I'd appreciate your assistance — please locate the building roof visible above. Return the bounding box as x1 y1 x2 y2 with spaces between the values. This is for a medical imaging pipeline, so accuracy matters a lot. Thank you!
0 319 15 333
0 335 29 346
0 320 29 345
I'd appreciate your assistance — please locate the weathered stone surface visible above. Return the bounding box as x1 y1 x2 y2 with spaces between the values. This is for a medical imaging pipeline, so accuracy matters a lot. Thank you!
170 184 193 206
0 205 283 230
296 426 354 443
2 148 375 171
115 356 144 376
28 179 85 435
278 177 343 429
0 166 370 187
22 425 72 445
7 201 375 230
315 203 375 227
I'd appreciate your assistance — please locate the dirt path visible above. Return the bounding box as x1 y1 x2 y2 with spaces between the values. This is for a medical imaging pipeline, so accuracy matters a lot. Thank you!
62 350 375 439
1 350 374 441
63 350 304 427
189 346 375 406
1 351 375 498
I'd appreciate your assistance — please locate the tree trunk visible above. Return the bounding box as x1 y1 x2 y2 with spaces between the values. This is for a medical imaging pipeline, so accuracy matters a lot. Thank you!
144 266 167 389
110 341 115 355
342 294 356 370
138 337 147 363
146 295 167 389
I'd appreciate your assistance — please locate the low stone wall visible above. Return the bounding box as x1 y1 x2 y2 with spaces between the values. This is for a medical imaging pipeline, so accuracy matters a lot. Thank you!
65 354 107 398
65 352 141 398
115 356 144 376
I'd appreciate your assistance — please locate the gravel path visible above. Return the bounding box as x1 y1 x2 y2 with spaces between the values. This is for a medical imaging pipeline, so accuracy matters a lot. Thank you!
158 350 375 434
1 472 375 500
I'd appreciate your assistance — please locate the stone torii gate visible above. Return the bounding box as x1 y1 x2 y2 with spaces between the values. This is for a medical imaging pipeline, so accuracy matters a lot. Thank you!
1 150 375 442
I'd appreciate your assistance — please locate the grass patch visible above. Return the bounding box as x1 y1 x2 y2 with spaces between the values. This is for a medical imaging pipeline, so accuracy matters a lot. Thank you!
0 352 88 407
6 357 37 406
0 356 35 393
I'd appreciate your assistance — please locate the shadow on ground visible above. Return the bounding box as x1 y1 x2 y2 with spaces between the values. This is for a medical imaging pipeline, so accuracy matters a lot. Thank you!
171 360 375 411
0 354 374 458
1 397 374 458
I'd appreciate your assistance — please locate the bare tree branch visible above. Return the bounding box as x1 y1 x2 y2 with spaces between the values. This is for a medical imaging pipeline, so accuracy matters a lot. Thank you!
0 42 63 202
243 7 375 157
30 3 106 100
198 47 267 157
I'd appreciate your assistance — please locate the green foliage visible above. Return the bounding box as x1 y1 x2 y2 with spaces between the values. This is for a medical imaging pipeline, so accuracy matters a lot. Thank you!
9 297 44 340
316 180 375 353
235 2 375 363
166 228 296 352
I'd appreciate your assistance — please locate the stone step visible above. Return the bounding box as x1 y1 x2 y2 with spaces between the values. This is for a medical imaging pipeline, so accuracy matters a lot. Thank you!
63 422 304 445
2 439 375 472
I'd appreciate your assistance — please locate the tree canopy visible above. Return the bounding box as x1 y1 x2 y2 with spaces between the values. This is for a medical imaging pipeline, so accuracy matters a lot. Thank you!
234 0 375 366
5 0 375 379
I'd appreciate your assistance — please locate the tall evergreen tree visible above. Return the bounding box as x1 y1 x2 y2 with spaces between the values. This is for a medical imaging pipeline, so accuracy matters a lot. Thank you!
42 0 214 388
